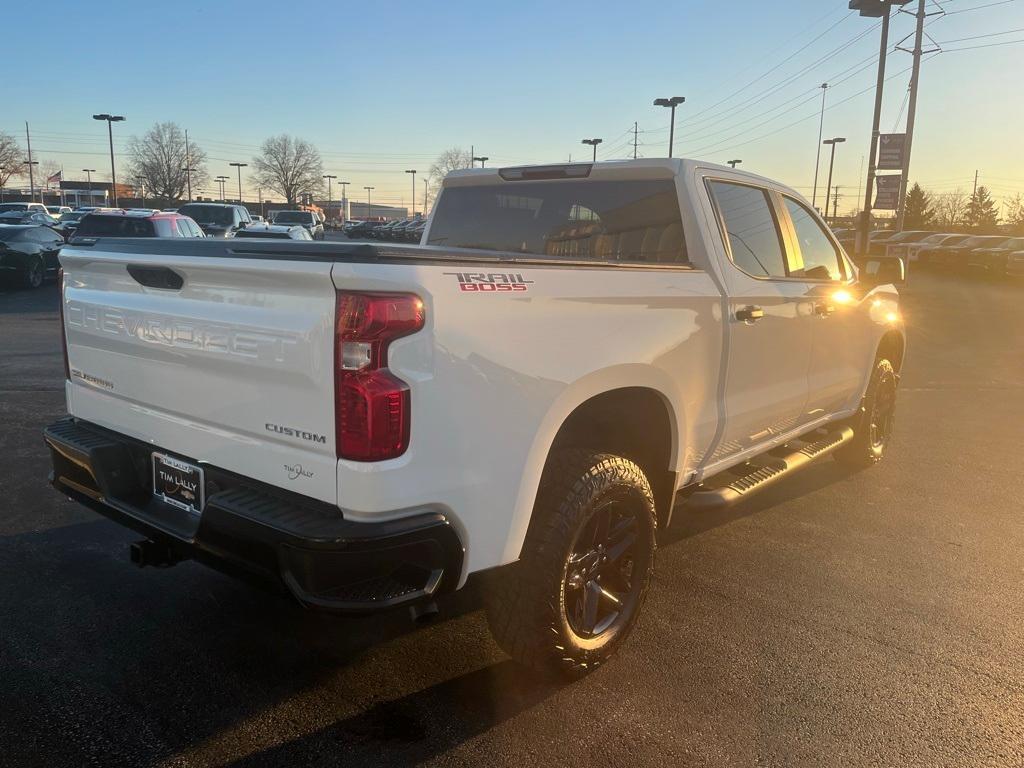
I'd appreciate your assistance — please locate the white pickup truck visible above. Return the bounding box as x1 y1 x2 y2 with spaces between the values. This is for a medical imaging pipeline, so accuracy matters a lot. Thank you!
45 159 906 675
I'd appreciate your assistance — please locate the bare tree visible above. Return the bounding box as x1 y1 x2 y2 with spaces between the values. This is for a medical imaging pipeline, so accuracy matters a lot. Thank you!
126 122 208 203
0 131 23 193
933 189 969 228
252 135 324 205
428 147 473 192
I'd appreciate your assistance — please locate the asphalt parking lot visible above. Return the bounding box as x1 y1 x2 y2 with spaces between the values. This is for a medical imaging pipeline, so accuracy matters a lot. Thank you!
2 269 1022 767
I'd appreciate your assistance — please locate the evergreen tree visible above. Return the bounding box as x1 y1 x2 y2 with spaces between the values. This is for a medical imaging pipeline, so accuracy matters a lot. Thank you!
964 186 999 232
902 183 934 229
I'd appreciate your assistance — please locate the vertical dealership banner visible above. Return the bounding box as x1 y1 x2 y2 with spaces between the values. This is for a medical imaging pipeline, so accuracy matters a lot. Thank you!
877 133 907 171
874 174 903 210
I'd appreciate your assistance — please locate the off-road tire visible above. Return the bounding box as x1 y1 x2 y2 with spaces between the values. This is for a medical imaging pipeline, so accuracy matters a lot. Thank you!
485 449 657 677
835 357 898 468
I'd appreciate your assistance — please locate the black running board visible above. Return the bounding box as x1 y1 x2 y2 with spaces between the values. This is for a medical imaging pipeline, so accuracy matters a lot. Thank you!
687 426 854 511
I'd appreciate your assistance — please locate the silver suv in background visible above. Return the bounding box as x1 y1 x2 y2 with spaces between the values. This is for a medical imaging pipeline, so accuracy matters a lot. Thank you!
176 202 253 238
271 210 325 240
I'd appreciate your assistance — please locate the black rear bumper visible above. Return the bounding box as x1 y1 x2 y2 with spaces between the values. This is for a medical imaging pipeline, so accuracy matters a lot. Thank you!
44 418 464 613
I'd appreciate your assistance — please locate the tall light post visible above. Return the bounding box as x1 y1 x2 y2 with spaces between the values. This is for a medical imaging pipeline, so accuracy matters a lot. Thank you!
581 138 603 162
92 113 125 207
339 181 349 221
823 137 846 219
216 175 229 201
653 96 685 158
230 162 247 205
422 178 429 214
323 174 337 218
405 169 417 216
727 159 742 168
23 160 38 202
364 186 374 219
811 83 829 209
472 156 489 168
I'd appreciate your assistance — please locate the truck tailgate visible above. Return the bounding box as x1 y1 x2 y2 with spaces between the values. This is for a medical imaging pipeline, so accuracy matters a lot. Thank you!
59 240 339 504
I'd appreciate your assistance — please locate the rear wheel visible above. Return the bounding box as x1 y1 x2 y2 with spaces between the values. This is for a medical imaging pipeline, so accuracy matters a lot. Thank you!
835 357 898 468
485 449 657 677
22 256 44 289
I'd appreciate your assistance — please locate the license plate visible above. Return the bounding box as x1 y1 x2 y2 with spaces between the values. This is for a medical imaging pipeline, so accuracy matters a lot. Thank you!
152 452 205 516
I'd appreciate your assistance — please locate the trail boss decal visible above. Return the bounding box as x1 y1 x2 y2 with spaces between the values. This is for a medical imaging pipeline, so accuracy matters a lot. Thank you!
444 272 534 292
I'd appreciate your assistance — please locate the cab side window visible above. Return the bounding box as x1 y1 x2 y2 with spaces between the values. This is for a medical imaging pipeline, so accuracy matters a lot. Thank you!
708 181 788 278
784 198 846 281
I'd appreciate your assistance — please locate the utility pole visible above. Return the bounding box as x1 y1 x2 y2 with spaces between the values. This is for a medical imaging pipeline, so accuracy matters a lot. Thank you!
854 1 908 257
832 186 841 220
895 0 937 231
24 122 35 202
811 83 829 209
972 169 979 197
322 174 337 217
633 121 638 160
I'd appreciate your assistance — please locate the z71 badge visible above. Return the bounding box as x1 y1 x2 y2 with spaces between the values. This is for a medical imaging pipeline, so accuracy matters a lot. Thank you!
444 272 534 292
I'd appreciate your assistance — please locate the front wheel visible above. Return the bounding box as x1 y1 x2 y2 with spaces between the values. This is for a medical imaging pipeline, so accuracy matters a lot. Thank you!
485 449 657 677
22 256 44 289
835 357 898 468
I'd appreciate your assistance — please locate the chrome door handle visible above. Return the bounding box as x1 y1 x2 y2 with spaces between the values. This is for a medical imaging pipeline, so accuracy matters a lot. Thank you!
736 305 764 322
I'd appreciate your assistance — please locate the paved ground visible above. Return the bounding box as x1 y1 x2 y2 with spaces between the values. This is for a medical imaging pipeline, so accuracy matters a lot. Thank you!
2 269 1022 767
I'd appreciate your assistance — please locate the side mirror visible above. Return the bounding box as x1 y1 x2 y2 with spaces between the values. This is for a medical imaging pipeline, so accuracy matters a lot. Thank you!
237 220 247 229
860 255 905 287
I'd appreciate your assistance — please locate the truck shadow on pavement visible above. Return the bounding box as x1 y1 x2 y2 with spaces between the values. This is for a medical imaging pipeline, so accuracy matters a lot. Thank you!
0 457 858 767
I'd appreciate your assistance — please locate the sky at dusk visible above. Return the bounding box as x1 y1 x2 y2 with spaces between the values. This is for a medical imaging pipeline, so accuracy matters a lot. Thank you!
3 0 1022 213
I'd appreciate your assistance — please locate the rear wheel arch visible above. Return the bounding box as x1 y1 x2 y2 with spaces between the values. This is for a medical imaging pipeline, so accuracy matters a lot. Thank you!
543 387 678 531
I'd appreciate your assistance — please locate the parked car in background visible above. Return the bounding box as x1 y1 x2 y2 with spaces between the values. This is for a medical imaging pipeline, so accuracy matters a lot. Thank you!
249 214 265 223
406 217 428 243
270 210 324 240
0 202 48 215
1006 250 1024 278
232 223 312 240
0 211 61 228
344 220 378 238
72 210 205 239
880 230 937 260
54 211 90 240
162 208 178 213
923 235 1013 268
966 236 1024 275
175 202 252 237
0 224 65 288
46 205 73 217
902 233 968 262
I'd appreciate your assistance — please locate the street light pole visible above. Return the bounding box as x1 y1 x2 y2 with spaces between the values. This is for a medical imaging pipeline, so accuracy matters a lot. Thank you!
405 170 417 216
811 83 829 209
727 159 742 168
364 186 374 219
823 137 846 218
653 96 685 158
339 181 349 221
230 162 248 205
93 113 125 207
423 178 429 214
322 174 336 218
472 156 489 168
581 138 603 162
216 175 229 201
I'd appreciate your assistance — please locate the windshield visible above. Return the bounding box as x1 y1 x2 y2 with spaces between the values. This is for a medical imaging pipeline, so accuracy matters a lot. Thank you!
177 204 234 226
962 236 1004 247
427 179 688 263
273 211 311 224
890 231 931 243
60 212 87 223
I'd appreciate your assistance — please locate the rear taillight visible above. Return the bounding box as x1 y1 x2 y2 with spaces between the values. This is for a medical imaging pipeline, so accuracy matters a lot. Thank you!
334 292 424 461
58 268 70 381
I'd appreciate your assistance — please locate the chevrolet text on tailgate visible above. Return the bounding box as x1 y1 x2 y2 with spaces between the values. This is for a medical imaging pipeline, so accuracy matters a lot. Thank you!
46 159 906 676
